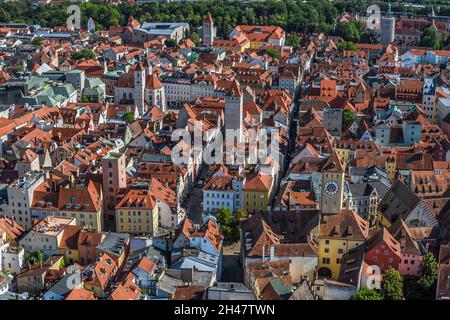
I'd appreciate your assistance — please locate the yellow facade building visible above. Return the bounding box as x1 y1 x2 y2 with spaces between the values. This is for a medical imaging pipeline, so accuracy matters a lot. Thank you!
243 173 273 214
115 188 159 236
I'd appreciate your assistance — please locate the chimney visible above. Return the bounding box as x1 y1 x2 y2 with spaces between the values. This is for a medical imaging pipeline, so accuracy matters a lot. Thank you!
262 244 266 262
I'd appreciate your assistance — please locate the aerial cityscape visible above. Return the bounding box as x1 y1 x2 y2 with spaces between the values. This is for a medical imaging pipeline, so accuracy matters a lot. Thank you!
0 0 449 303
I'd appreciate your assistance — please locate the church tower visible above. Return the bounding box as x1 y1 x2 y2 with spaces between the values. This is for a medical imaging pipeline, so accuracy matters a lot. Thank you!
146 72 166 113
202 12 215 47
134 62 145 116
225 79 243 144
320 152 345 215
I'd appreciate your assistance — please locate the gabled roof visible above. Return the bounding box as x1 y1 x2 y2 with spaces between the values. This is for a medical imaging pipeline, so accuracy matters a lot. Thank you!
319 209 369 241
65 288 96 300
366 227 401 257
135 257 156 274
146 72 163 90
204 12 214 24
0 217 25 242
243 172 272 191
92 253 117 290
226 79 242 97
388 218 421 255
59 225 83 250
321 151 344 173
110 274 141 300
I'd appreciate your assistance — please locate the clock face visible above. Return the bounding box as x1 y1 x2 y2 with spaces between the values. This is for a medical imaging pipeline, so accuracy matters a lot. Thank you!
324 181 339 195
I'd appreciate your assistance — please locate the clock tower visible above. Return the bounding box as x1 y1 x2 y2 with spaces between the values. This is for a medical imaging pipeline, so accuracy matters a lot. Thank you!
320 152 345 215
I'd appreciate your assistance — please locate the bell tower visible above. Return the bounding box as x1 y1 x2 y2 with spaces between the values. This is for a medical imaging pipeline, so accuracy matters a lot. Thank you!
320 152 345 215
202 12 214 47
134 62 145 116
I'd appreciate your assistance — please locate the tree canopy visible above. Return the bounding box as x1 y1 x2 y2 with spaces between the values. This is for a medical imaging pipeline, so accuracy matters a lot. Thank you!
286 34 301 51
72 48 96 60
350 288 382 300
164 38 178 48
336 41 359 51
342 109 356 128
265 48 280 59
334 21 365 43
214 207 240 243
418 252 438 291
122 111 135 124
2 0 450 41
382 269 403 300
420 26 443 50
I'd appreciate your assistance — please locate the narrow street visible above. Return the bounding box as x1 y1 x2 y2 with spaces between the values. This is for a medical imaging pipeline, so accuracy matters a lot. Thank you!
182 163 210 225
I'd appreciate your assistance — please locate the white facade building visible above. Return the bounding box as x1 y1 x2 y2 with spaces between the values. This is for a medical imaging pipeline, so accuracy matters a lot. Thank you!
7 172 45 229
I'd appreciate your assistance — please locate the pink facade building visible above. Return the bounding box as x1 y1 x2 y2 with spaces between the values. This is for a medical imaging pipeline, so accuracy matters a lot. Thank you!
101 152 127 228
389 218 422 276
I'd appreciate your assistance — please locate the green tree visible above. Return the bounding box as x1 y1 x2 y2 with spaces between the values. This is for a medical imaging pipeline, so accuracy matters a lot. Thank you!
236 209 248 220
335 21 364 42
72 48 96 60
122 111 135 123
32 37 43 47
36 250 43 264
417 252 438 291
80 96 91 103
265 47 279 59
420 26 442 50
164 38 178 48
216 207 233 226
336 41 358 51
189 31 200 47
286 34 300 51
215 207 241 243
24 252 34 265
350 288 382 300
342 109 355 128
382 269 403 300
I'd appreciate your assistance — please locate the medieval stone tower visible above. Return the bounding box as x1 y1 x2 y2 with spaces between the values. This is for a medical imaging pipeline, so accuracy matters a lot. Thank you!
320 152 345 215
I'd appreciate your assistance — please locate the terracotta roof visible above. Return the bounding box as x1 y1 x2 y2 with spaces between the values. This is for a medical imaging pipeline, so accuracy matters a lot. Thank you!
116 189 156 210
203 175 234 191
366 227 401 257
319 209 369 241
135 257 156 274
65 288 96 300
0 217 25 242
243 172 272 191
59 225 84 250
92 253 117 290
204 12 214 24
173 285 206 300
388 218 421 255
322 151 345 173
110 274 141 300
58 180 102 213
146 73 163 90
